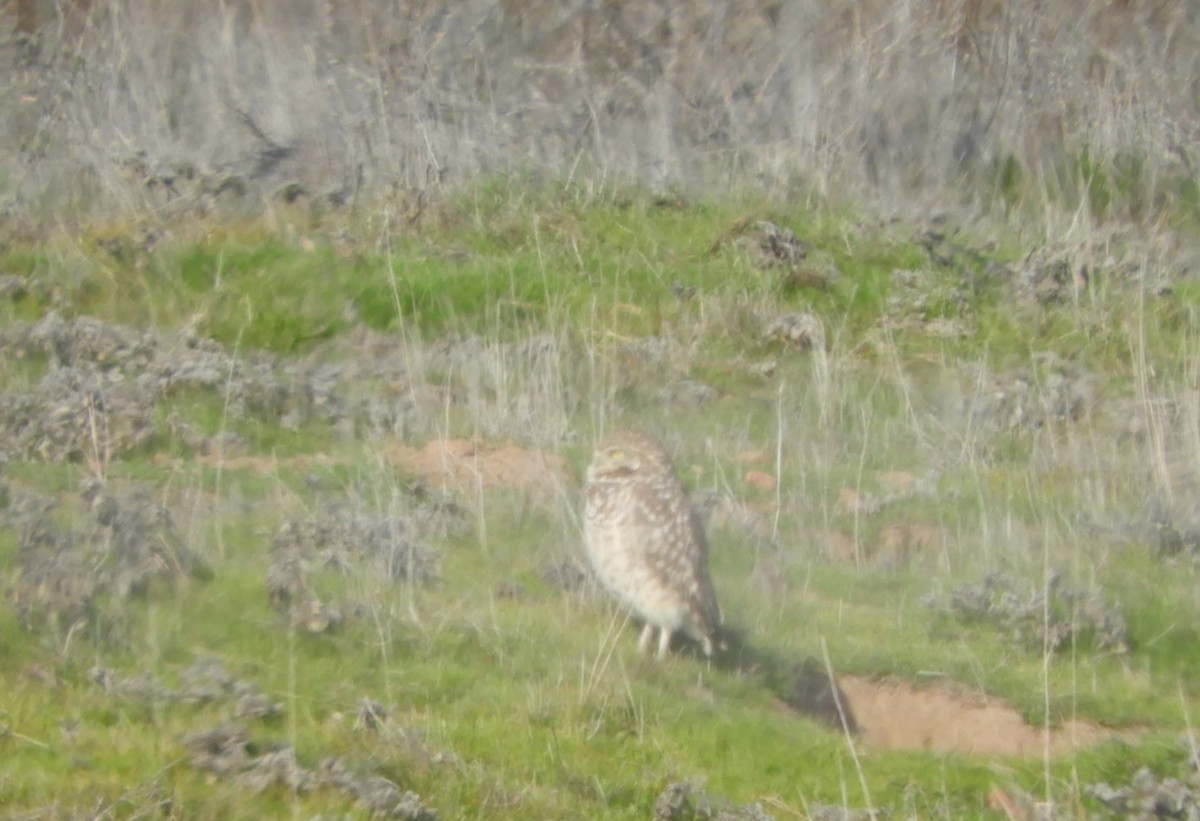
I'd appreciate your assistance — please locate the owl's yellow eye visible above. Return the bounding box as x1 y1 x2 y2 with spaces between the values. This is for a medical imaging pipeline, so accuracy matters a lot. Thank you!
610 448 624 459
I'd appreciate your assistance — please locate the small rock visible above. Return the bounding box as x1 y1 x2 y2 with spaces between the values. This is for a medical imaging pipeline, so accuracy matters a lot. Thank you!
353 778 438 820
763 312 825 351
753 220 810 269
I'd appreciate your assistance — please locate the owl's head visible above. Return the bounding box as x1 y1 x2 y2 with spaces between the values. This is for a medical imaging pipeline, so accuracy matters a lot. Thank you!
586 431 669 482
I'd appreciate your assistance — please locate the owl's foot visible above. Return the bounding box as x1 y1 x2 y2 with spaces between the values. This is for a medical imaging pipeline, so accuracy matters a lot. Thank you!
637 623 656 654
657 627 674 659
700 632 726 658
637 624 675 658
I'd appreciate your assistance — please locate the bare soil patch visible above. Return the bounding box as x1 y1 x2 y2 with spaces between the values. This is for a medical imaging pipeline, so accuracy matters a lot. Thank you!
838 675 1130 757
182 438 571 498
385 438 571 495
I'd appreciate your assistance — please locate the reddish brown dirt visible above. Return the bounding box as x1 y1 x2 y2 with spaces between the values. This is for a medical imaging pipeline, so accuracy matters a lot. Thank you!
742 469 776 491
385 438 571 494
837 676 1130 757
176 437 571 496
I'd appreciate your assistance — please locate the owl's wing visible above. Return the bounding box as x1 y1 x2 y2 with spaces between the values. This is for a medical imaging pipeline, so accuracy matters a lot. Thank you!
627 481 723 630
687 507 723 627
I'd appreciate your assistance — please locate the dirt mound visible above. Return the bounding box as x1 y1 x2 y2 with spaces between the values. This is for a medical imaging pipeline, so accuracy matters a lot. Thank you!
386 438 571 495
183 437 572 506
838 675 1128 757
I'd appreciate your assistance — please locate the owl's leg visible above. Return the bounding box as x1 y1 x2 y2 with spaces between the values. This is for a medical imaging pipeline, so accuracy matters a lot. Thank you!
656 628 673 659
637 623 656 654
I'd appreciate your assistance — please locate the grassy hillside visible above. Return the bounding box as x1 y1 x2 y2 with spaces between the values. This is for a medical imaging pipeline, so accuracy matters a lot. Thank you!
2 184 1199 819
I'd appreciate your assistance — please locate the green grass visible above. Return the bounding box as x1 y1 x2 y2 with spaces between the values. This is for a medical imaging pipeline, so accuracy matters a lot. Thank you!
3 184 1200 818
2 191 933 353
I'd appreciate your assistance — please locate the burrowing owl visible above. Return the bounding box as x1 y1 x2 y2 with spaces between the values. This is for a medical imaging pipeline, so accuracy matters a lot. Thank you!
583 431 723 658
